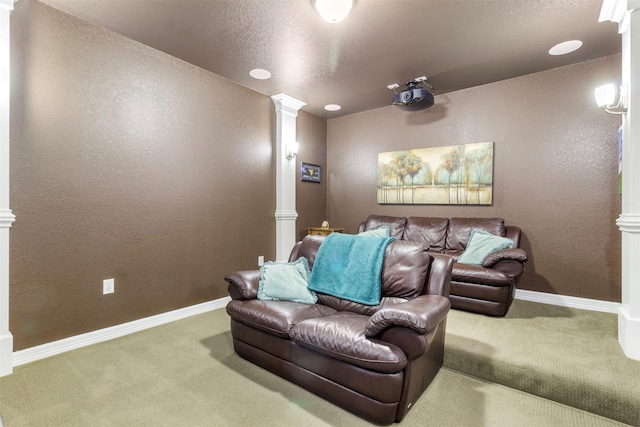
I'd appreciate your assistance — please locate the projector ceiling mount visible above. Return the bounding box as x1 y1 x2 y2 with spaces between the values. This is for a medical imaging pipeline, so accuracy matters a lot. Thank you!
387 76 435 110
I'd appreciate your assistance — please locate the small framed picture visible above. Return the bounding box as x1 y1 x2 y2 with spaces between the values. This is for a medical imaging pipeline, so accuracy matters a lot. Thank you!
301 162 321 183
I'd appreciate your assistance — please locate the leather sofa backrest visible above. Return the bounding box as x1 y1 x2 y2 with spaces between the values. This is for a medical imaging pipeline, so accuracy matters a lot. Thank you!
358 215 513 254
505 225 521 248
404 217 448 253
381 240 431 299
290 235 433 316
290 234 324 270
445 217 507 252
360 214 406 239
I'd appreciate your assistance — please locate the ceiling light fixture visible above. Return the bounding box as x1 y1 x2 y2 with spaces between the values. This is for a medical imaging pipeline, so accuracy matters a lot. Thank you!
324 104 341 111
595 83 627 115
548 40 583 56
388 76 435 111
249 68 271 80
312 0 355 23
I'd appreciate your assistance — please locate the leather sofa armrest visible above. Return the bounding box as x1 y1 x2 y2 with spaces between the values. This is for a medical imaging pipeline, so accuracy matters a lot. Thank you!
490 259 525 279
224 270 261 300
426 253 453 297
481 248 527 267
364 295 451 337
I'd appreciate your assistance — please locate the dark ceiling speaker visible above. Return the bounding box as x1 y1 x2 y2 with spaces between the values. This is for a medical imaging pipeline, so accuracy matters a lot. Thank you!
390 77 435 110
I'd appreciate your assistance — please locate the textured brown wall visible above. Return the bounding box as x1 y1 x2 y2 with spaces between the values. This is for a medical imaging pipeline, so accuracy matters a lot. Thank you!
327 55 623 302
8 1 324 349
295 110 327 241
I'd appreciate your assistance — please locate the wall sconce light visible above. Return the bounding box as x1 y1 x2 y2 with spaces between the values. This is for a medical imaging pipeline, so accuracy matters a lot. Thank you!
312 0 355 23
595 83 627 115
286 142 299 160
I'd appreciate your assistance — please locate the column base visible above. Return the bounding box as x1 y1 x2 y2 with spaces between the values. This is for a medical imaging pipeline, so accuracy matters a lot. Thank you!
0 331 13 376
619 306 640 360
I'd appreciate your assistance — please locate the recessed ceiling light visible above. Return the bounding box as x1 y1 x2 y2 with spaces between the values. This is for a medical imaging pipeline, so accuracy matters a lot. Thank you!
549 40 583 56
324 104 341 111
249 68 271 80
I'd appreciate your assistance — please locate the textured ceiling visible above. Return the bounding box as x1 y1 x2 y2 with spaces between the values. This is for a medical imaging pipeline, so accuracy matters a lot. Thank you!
39 0 621 118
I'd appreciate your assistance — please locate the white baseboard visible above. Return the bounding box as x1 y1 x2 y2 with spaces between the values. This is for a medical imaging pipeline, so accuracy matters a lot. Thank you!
515 289 620 314
12 296 231 368
9 291 620 368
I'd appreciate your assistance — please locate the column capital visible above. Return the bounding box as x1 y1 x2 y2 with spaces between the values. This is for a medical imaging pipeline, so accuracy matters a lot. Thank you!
271 93 306 117
630 0 640 13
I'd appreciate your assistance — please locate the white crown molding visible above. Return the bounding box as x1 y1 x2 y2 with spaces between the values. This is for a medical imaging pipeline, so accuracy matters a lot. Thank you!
515 289 620 314
271 93 306 116
0 0 14 12
599 0 627 23
598 0 640 33
12 297 231 368
0 209 15 228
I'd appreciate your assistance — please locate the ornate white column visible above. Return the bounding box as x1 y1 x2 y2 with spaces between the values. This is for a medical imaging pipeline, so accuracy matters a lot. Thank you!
601 0 640 360
0 0 15 377
271 94 305 261
618 4 640 361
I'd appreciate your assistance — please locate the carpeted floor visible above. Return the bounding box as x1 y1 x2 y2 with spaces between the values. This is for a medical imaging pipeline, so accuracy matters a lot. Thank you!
0 302 634 426
445 300 640 426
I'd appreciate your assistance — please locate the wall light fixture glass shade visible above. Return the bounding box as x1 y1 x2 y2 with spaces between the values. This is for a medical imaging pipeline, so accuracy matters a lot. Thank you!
595 84 616 107
312 0 355 23
595 83 627 115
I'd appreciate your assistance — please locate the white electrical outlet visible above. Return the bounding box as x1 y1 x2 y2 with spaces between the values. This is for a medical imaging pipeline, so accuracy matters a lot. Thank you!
103 278 114 295
258 256 264 266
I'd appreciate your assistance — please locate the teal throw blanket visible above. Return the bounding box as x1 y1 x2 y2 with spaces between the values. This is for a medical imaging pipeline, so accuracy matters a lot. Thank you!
307 233 395 306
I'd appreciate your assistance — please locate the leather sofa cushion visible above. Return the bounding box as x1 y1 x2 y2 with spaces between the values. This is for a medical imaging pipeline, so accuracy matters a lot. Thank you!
226 299 336 338
446 218 507 252
404 217 448 253
362 215 407 239
290 312 408 374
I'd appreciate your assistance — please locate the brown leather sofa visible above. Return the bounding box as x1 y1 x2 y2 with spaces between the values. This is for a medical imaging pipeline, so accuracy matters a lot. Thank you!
358 215 527 316
225 235 453 425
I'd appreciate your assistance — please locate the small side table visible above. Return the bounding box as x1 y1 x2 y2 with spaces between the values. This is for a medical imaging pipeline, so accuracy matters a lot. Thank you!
307 227 344 236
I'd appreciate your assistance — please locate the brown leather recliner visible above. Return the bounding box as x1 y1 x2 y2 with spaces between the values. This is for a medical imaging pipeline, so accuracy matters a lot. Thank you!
358 215 528 316
225 235 453 425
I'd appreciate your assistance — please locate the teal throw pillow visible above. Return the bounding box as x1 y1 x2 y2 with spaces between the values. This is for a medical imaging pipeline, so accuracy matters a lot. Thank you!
458 229 513 265
257 257 317 304
358 226 390 237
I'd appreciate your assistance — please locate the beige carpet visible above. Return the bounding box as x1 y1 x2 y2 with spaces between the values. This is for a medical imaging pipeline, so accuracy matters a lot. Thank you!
0 304 632 426
445 300 640 426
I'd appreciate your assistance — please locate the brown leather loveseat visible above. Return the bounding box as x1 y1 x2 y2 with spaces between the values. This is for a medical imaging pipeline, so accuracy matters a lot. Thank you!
225 234 453 424
358 215 527 316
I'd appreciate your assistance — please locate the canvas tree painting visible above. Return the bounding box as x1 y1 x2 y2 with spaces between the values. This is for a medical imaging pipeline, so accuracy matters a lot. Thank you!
378 142 494 205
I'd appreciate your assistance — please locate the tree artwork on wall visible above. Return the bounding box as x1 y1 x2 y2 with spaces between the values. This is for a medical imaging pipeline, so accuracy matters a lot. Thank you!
377 142 494 205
